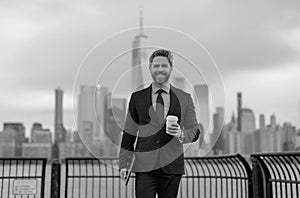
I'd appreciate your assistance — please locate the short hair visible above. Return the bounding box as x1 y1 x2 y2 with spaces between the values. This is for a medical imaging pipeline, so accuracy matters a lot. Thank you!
149 49 173 66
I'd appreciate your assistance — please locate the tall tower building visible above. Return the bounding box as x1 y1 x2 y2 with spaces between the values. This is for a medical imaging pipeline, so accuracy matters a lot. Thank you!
212 109 224 154
194 84 209 133
259 114 266 131
237 92 242 132
54 88 66 143
132 10 148 92
183 84 209 156
2 123 25 156
78 85 109 146
241 108 256 154
270 114 276 130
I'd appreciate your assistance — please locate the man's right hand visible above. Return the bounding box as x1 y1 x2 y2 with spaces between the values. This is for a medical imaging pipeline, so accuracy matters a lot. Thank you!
120 168 128 181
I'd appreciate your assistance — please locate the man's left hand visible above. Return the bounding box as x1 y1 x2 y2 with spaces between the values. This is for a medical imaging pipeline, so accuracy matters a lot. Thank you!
166 123 182 138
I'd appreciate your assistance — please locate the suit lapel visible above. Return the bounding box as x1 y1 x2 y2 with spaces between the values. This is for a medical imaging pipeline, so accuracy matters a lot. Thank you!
144 85 161 127
167 85 181 122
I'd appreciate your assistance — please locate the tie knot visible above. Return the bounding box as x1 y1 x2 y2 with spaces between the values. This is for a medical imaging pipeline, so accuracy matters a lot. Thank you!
155 89 165 95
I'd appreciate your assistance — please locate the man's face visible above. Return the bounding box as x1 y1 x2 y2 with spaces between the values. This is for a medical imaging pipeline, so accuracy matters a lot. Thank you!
149 56 173 85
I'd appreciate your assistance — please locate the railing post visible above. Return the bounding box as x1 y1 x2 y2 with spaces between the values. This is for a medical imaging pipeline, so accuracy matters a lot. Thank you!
51 159 61 198
252 159 264 198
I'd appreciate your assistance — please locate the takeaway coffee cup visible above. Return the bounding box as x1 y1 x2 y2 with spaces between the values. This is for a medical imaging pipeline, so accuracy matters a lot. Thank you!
166 115 178 134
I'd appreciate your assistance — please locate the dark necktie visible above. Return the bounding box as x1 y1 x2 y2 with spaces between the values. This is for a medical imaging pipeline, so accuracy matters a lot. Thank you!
155 89 165 124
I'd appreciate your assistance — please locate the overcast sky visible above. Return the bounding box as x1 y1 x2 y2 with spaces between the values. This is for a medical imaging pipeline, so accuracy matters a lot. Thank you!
1 0 300 135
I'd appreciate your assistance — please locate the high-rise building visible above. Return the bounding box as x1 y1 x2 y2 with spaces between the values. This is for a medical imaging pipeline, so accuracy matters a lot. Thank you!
282 122 296 151
55 88 66 143
109 97 127 146
259 114 266 131
2 123 25 156
194 84 209 134
183 84 209 156
78 85 108 146
226 113 242 154
0 128 16 157
241 108 256 154
295 129 300 151
132 10 148 92
253 129 261 152
96 86 109 142
237 92 242 132
216 107 225 125
58 142 91 158
22 143 52 158
212 112 223 154
270 114 276 130
31 123 52 143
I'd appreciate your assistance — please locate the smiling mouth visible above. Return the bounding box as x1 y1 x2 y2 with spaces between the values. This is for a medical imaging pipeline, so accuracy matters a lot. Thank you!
156 74 165 76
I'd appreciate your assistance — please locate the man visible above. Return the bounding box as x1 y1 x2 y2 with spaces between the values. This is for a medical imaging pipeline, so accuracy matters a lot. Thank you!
119 49 201 198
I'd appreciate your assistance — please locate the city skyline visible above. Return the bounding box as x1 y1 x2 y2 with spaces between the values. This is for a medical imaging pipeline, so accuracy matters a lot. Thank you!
1 83 299 158
1 1 300 135
0 83 299 138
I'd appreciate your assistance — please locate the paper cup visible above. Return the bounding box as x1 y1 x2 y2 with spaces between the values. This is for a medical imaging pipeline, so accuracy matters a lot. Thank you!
166 115 178 134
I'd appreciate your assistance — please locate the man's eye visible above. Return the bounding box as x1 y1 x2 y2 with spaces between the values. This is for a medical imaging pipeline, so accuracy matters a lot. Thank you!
162 64 168 67
153 64 160 67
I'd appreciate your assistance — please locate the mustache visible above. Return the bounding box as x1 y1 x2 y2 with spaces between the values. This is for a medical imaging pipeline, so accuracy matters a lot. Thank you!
154 71 167 75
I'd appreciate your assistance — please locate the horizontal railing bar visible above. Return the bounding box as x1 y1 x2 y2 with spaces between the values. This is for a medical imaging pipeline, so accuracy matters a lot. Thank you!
269 179 300 184
251 152 300 157
0 158 47 161
65 157 118 161
65 155 247 162
185 154 244 160
0 176 44 179
66 175 249 180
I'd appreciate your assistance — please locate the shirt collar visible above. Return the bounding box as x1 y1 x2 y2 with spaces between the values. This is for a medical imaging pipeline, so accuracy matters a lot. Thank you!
152 82 170 94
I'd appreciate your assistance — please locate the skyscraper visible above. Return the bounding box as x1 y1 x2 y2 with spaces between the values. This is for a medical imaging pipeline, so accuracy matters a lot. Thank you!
194 84 209 134
270 114 276 130
241 108 256 154
183 84 209 156
54 88 66 143
78 85 108 146
132 10 148 92
237 92 242 132
2 123 25 157
259 114 266 131
212 110 224 154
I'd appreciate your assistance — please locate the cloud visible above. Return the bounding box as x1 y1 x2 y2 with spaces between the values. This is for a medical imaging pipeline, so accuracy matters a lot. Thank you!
1 0 300 130
192 0 300 72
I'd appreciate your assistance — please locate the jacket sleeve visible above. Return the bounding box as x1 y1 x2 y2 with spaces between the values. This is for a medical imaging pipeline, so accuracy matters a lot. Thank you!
181 94 202 143
118 93 139 170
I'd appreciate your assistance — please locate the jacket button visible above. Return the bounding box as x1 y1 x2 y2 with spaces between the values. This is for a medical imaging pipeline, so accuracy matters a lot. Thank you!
156 141 159 144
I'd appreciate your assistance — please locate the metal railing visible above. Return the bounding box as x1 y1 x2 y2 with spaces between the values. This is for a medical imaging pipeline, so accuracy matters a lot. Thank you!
251 152 300 198
61 154 252 198
182 154 252 198
62 157 127 198
2 153 299 197
0 158 47 198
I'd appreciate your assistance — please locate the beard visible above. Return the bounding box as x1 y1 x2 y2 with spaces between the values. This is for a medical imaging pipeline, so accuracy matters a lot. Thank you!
151 71 171 85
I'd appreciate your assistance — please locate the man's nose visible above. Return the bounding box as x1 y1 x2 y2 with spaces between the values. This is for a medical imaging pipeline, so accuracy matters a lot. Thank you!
158 65 164 71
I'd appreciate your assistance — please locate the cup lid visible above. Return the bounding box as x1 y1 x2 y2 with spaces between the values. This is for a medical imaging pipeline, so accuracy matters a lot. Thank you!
166 115 178 121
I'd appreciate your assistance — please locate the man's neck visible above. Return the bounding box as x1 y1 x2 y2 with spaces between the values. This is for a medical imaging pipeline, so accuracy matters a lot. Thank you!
153 81 169 88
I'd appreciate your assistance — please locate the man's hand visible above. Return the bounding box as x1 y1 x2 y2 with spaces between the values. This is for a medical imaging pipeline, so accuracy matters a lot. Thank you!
166 123 182 138
120 168 128 181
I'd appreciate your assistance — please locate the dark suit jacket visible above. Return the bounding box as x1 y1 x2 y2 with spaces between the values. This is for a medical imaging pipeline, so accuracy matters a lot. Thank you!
119 84 200 174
